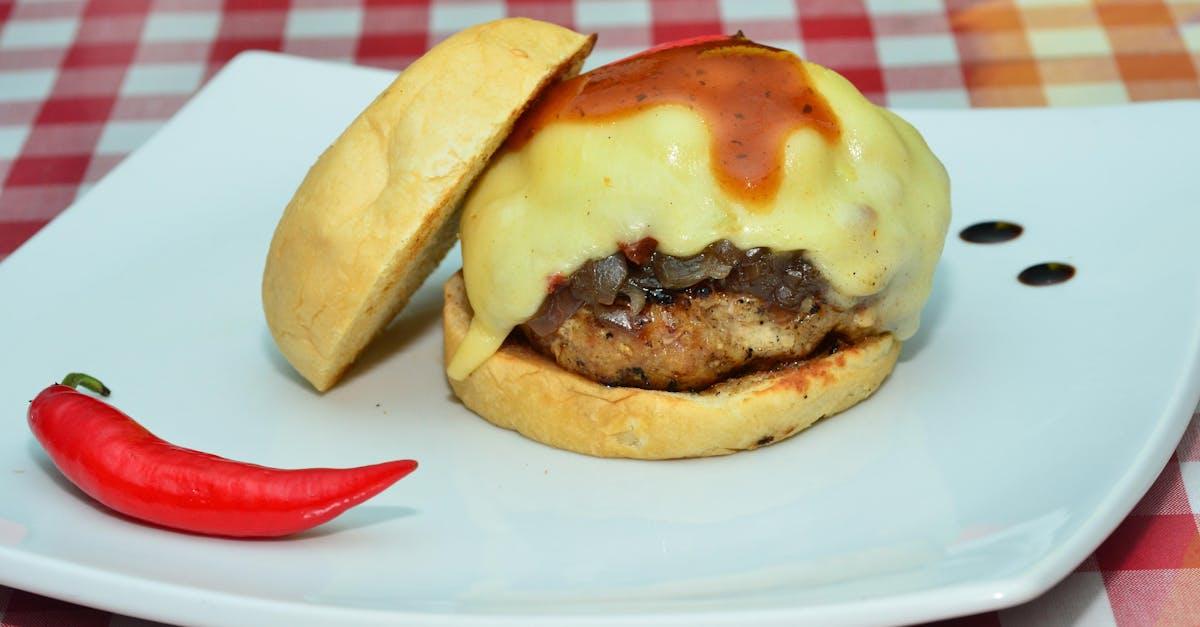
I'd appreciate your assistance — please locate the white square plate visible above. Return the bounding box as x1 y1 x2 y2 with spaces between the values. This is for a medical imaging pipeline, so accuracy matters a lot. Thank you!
0 53 1197 627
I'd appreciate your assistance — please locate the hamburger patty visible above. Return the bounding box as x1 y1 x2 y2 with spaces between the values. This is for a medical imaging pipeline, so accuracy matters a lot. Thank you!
521 287 871 391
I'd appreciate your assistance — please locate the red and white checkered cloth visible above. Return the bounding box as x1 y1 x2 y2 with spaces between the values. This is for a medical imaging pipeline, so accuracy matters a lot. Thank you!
2 1 1199 625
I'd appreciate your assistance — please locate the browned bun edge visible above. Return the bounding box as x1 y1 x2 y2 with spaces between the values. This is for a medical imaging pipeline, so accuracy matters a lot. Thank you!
442 272 901 460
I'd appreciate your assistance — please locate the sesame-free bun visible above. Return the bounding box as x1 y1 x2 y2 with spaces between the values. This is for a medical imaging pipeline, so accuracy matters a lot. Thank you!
263 19 595 391
442 273 901 460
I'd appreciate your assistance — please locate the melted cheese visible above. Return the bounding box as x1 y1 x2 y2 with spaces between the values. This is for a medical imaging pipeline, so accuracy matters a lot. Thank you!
448 61 950 380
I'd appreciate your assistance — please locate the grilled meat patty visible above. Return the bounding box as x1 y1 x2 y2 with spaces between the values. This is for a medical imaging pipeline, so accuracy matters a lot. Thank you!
522 287 873 391
518 240 879 391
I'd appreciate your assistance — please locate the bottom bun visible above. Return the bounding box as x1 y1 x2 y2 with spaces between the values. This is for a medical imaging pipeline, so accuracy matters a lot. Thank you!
442 272 901 459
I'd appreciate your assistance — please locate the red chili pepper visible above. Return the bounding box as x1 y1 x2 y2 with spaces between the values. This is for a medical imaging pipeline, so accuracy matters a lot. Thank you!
27 373 417 538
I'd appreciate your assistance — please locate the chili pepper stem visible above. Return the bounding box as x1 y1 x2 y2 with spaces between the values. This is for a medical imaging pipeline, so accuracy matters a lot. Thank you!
61 373 111 397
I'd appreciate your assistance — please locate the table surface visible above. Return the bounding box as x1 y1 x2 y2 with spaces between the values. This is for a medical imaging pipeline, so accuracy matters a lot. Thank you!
2 1 1199 626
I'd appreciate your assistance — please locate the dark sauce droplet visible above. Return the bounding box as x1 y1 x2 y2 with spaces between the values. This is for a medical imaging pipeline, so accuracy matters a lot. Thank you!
960 221 1023 244
1019 262 1075 286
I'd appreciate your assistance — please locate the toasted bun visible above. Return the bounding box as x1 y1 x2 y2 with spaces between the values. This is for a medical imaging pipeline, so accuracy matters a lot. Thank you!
442 273 901 460
263 19 595 391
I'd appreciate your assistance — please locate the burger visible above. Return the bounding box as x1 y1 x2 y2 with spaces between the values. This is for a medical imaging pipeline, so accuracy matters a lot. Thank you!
263 19 950 460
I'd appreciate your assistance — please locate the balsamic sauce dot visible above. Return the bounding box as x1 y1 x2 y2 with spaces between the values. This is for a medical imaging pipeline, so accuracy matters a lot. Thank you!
1019 262 1075 286
960 221 1023 244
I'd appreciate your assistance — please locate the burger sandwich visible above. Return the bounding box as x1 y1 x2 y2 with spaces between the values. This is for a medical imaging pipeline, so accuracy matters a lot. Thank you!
263 19 951 460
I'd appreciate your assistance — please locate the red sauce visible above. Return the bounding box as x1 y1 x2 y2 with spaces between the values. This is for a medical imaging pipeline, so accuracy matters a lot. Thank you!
546 273 568 293
506 35 840 205
619 237 659 265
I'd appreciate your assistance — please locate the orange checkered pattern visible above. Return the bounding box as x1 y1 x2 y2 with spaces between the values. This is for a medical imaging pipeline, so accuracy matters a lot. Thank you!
1 1 1199 626
948 0 1200 105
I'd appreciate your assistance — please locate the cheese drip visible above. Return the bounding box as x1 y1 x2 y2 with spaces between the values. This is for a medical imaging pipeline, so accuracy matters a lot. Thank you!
448 52 950 380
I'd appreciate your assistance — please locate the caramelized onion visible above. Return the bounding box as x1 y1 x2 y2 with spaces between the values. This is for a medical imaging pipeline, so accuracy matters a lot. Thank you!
620 284 646 314
595 304 636 331
698 253 734 280
526 287 582 336
651 252 707 289
525 241 830 337
721 248 823 309
627 265 662 290
570 254 628 306
703 239 740 266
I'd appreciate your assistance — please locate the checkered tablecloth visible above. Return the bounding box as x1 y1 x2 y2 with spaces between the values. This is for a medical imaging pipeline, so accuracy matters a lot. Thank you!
2 1 1199 625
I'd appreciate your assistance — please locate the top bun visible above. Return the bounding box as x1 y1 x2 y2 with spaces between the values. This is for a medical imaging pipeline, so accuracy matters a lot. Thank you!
263 18 595 391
